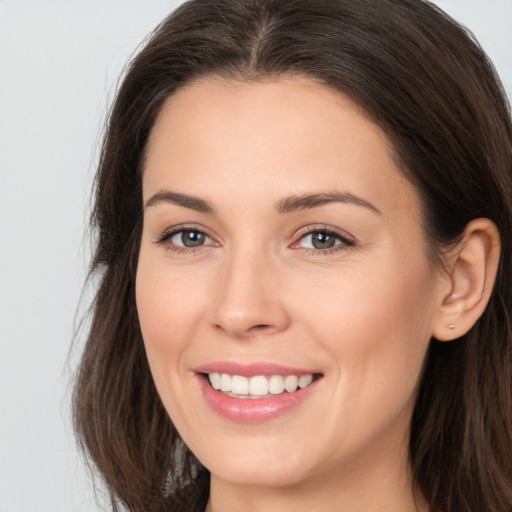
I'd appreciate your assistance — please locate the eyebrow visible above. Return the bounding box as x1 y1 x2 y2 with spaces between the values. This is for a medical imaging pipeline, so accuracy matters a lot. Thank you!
144 190 216 214
144 189 381 216
275 192 381 215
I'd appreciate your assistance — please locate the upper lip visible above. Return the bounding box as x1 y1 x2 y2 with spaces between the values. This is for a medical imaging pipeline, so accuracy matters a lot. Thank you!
194 361 321 377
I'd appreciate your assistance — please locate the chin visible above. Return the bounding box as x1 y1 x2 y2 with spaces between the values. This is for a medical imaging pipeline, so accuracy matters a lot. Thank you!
188 431 317 488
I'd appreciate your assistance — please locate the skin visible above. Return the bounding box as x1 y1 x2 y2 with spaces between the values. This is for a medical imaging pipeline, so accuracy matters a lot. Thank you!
135 78 498 511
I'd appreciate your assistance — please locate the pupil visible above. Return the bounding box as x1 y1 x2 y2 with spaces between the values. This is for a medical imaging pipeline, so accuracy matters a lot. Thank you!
182 230 205 247
312 232 335 249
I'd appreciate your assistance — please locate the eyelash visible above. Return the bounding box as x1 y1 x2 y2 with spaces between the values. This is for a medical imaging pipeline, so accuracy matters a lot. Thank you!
155 225 355 255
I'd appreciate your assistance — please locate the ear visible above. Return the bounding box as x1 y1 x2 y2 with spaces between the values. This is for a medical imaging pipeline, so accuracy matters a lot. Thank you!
432 218 501 341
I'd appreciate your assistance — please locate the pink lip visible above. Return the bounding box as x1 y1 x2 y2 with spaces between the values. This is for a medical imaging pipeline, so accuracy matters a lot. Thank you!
194 362 322 423
194 361 318 377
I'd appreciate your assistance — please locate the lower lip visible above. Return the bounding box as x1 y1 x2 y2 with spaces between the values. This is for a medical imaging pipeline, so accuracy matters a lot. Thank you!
196 374 320 423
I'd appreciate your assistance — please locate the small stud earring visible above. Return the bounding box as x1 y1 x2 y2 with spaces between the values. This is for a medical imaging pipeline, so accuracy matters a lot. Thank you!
447 324 455 329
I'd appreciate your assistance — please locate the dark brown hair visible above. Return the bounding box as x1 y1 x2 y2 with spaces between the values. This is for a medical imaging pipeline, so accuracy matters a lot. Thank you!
72 1 512 511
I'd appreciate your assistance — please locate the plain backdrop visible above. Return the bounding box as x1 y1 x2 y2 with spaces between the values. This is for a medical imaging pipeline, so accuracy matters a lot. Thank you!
0 1 511 511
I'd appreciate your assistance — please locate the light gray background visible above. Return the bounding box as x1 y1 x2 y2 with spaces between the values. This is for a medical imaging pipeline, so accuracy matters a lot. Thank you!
0 1 511 511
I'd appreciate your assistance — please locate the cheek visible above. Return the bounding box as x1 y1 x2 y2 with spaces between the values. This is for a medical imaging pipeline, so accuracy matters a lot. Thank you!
135 256 214 437
293 264 436 455
135 249 210 397
300 261 433 334
136 257 204 346
299 259 436 401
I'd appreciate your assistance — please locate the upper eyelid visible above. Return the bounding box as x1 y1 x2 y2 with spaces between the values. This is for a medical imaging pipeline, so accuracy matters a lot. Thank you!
156 224 214 240
293 224 355 242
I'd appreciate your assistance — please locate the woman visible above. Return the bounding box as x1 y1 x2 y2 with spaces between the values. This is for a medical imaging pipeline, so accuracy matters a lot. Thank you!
72 0 512 511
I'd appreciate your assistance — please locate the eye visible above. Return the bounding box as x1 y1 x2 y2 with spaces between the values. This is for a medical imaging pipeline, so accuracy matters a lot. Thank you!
171 229 212 247
295 228 354 252
157 228 214 251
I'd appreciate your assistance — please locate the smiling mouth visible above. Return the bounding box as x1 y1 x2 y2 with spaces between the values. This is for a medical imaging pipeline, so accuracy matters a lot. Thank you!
204 372 322 399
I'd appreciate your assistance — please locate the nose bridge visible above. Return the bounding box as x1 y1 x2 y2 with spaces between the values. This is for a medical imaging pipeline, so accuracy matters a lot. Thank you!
211 242 289 338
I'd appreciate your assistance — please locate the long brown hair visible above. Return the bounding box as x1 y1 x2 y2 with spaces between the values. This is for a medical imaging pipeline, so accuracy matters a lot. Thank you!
72 1 512 510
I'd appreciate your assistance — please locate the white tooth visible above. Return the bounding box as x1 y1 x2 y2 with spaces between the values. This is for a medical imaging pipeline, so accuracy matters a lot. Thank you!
209 372 221 390
220 373 232 392
298 374 313 388
231 375 249 395
249 375 269 396
268 375 285 394
284 375 299 393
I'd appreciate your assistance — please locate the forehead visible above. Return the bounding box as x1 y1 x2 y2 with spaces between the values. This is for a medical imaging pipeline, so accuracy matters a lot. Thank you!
143 77 419 223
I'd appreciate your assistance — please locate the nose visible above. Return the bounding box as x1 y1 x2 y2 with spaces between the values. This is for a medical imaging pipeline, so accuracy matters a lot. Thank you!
210 249 291 339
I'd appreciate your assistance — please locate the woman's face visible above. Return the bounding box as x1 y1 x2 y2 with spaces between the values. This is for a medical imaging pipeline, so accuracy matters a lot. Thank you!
136 78 442 489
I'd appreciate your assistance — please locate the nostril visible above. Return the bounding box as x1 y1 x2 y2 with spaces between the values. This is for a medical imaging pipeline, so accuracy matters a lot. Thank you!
214 322 276 338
